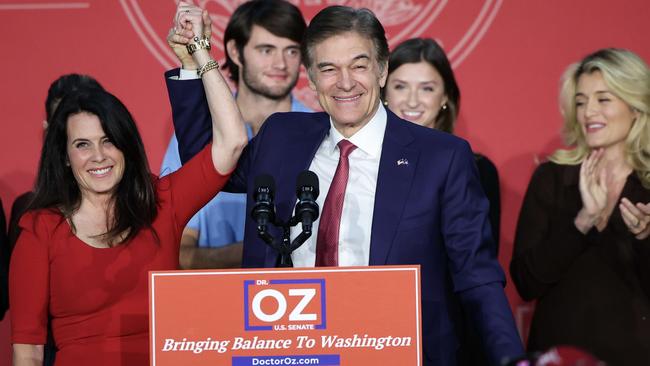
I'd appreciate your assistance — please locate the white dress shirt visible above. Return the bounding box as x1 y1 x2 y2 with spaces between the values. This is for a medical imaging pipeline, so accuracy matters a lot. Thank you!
291 104 387 267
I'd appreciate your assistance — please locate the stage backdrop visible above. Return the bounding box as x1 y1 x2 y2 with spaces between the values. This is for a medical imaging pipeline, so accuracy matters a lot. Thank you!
0 1 648 363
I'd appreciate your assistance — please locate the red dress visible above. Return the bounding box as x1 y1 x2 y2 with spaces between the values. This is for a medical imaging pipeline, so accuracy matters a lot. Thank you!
10 145 228 365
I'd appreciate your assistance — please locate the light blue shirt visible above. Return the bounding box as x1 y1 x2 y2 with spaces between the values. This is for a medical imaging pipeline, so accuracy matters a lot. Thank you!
160 97 312 247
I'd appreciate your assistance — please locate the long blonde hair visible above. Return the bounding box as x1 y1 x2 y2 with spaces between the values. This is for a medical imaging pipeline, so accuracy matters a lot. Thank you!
550 48 650 188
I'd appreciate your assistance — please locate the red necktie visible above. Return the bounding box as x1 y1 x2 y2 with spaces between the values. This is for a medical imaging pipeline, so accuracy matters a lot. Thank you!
316 140 357 266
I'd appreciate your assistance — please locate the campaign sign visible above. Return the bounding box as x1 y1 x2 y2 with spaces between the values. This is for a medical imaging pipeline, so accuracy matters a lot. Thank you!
150 266 421 366
244 279 326 331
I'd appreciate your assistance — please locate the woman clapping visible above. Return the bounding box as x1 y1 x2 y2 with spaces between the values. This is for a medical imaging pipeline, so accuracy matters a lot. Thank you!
511 48 650 365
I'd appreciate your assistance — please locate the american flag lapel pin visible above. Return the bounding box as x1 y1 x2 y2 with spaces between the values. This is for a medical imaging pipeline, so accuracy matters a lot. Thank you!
397 158 409 166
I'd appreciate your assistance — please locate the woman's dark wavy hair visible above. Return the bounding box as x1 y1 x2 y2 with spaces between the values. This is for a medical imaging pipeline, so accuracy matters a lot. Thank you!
385 38 460 133
30 89 158 245
45 73 104 122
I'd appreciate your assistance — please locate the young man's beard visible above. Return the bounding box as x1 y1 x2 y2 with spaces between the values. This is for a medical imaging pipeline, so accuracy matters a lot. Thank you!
240 59 299 101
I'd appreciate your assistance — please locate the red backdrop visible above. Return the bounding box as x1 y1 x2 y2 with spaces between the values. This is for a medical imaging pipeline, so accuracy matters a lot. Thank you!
1 0 648 362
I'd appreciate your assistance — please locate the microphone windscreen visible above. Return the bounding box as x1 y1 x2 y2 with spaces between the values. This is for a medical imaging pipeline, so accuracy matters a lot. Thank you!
296 170 319 198
254 174 276 193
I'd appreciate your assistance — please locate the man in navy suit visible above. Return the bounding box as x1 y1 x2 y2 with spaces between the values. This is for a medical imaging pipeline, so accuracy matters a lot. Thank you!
167 5 524 365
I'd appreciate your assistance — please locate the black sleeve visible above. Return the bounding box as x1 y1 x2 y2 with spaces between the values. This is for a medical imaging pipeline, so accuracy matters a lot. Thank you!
3 191 33 321
632 226 650 299
510 163 593 301
165 69 213 165
8 192 33 251
475 154 501 253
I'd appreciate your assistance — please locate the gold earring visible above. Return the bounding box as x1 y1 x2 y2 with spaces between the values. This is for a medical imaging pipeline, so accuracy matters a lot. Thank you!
383 99 388 106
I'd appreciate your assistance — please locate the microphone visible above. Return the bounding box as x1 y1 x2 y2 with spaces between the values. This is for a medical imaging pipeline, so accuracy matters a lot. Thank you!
251 174 276 227
294 170 319 233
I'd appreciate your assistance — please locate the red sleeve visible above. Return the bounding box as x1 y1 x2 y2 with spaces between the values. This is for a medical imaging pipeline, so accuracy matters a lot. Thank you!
9 212 50 344
160 143 233 229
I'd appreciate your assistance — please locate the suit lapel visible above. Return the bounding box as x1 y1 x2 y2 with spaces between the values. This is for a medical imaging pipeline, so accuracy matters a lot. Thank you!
264 113 329 266
369 111 418 265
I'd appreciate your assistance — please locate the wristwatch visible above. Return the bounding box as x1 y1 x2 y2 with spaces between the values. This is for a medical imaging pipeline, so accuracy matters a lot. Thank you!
186 38 211 55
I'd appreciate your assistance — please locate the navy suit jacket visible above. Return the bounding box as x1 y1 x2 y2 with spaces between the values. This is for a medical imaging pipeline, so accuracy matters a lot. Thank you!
165 70 524 365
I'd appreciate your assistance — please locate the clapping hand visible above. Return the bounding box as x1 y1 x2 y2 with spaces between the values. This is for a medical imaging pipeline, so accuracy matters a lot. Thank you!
575 149 608 233
620 198 650 240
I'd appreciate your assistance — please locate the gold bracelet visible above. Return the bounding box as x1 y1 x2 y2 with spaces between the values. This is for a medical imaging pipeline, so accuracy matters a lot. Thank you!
186 37 211 55
198 59 219 77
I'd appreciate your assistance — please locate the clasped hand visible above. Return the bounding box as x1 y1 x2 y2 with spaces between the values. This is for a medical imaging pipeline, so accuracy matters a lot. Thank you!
167 1 212 70
576 149 650 239
620 198 650 240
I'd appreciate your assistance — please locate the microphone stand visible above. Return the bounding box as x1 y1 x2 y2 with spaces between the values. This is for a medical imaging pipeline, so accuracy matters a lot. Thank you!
253 171 319 268
256 216 312 268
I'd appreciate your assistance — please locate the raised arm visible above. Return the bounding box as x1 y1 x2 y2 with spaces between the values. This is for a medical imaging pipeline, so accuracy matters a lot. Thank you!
165 5 212 165
173 3 247 174
164 71 212 164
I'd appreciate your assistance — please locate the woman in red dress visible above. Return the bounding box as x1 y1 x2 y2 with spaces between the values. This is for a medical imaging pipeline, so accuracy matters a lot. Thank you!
9 4 246 365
